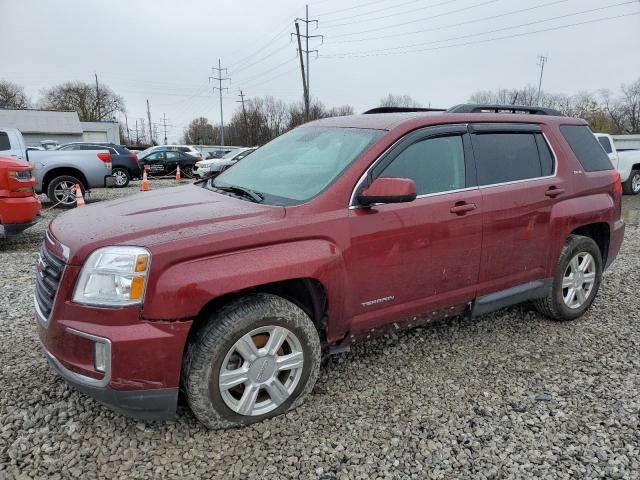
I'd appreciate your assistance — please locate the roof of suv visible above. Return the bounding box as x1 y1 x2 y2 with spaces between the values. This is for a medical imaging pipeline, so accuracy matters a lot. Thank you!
308 107 586 131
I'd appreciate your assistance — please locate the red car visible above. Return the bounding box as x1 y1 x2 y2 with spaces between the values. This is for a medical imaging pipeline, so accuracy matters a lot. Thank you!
0 155 40 237
36 104 624 428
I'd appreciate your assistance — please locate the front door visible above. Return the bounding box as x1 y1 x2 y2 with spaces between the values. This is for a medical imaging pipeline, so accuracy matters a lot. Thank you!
345 126 483 334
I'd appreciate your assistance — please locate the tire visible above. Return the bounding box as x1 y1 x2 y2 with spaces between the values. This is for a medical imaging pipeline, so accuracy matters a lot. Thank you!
182 165 194 177
184 293 321 429
111 168 131 188
622 169 640 195
46 175 84 209
534 234 602 321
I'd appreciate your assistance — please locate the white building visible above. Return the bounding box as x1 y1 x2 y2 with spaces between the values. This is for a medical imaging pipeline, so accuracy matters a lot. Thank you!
0 109 120 147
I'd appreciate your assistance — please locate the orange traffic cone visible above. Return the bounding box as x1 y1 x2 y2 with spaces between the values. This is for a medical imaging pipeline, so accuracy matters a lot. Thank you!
141 169 149 191
75 184 86 208
176 164 181 182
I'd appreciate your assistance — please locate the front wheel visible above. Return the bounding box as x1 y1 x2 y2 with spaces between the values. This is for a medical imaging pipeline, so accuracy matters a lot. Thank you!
622 170 640 195
184 294 321 429
534 235 602 321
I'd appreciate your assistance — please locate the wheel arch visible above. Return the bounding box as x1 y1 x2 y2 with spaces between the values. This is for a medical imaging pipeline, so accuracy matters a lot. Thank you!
42 167 88 192
570 222 610 264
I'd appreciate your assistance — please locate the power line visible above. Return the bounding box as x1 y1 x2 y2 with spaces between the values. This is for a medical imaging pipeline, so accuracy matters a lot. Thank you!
322 2 639 56
315 0 394 18
319 11 640 58
329 0 569 44
322 0 453 26
328 0 500 38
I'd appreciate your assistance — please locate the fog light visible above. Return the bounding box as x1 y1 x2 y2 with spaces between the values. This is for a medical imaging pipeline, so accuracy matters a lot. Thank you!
94 341 107 373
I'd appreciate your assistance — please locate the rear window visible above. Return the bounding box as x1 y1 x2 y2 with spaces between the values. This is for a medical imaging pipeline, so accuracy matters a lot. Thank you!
597 136 613 154
560 125 612 172
0 132 10 151
472 133 550 185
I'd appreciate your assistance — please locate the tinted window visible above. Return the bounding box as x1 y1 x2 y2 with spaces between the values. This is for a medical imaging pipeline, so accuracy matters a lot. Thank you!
80 145 101 150
598 136 613 154
0 132 10 151
535 134 555 176
145 152 164 160
560 125 612 172
381 136 466 195
473 133 542 185
166 151 180 160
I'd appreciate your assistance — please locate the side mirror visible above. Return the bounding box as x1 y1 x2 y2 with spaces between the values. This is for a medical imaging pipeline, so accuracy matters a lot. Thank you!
357 177 417 206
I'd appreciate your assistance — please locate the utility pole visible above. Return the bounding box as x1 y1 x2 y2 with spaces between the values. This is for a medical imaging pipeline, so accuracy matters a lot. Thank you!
94 73 101 120
209 59 230 146
294 22 309 121
146 99 154 145
124 114 130 145
237 90 251 146
160 113 172 145
537 55 548 104
294 6 322 120
134 119 139 146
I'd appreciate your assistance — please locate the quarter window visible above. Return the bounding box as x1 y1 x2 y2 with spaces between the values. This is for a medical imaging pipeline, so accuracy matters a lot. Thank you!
473 133 549 185
560 125 612 172
597 136 613 154
380 135 466 196
0 132 10 151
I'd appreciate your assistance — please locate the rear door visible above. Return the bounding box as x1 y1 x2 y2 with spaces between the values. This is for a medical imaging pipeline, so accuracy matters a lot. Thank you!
346 125 483 332
469 124 561 295
143 152 166 175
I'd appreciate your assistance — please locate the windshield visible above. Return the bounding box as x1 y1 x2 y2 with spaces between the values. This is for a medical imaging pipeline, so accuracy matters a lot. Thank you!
211 126 384 205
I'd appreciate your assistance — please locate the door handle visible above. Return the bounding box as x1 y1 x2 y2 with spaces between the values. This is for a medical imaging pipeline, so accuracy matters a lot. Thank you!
450 202 477 215
545 187 565 197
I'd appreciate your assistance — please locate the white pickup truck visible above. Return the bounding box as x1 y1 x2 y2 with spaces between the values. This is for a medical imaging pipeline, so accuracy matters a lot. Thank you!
0 128 115 208
595 133 640 195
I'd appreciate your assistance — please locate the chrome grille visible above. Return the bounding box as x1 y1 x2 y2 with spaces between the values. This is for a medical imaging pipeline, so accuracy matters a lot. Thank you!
35 241 65 321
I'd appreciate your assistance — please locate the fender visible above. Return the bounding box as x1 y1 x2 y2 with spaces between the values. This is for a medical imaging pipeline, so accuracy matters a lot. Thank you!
142 239 348 327
548 192 614 274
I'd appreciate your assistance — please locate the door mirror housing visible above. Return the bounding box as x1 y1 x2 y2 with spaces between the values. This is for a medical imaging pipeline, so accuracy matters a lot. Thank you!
357 177 417 206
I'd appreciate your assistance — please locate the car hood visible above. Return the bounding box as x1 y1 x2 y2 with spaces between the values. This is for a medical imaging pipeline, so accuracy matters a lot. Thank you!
50 184 285 265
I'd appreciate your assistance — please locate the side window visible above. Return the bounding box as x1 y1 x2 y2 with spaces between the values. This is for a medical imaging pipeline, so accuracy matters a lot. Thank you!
535 134 555 176
380 135 466 196
473 133 543 185
597 136 613 154
165 151 180 160
0 132 11 151
80 145 100 150
146 152 163 160
560 125 612 172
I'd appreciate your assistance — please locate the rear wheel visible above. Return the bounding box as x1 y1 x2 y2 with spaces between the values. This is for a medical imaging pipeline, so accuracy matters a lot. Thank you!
534 235 602 321
46 175 84 209
184 294 321 429
622 170 640 195
112 168 131 188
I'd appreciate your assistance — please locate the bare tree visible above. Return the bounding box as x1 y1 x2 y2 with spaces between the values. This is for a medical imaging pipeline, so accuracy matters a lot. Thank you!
183 117 216 144
0 79 31 109
38 81 125 121
619 79 640 133
379 94 422 108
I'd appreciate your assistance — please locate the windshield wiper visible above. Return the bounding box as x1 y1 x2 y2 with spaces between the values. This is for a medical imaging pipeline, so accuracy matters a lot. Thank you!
211 181 264 203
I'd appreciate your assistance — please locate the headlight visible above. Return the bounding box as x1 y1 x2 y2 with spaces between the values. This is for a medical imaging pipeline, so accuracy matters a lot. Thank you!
73 246 151 307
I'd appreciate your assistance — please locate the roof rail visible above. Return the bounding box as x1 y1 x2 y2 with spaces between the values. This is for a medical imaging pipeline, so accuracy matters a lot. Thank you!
363 107 446 114
447 104 562 116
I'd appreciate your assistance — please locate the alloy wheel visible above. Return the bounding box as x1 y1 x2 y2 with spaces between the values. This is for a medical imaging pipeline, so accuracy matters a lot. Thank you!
562 252 596 309
113 170 128 186
53 181 77 206
218 326 304 416
632 173 640 193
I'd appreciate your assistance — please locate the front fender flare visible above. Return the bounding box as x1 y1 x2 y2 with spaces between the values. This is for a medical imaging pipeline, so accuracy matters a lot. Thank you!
142 239 346 323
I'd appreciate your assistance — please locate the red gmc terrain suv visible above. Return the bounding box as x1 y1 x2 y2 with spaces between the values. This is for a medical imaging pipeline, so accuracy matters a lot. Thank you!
36 104 625 429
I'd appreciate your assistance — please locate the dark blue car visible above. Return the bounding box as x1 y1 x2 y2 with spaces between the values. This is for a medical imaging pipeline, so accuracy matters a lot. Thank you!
57 143 142 187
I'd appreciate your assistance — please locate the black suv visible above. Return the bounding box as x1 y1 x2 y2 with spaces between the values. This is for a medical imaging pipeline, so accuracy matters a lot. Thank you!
57 143 141 187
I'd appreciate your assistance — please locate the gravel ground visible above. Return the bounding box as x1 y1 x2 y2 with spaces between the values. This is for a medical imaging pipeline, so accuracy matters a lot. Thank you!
1 181 639 479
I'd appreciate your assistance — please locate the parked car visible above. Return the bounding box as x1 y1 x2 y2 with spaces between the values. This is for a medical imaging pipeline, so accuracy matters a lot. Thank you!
193 147 256 178
138 145 203 160
138 149 198 176
594 133 640 194
194 145 241 160
0 155 41 237
1 128 114 208
57 143 141 188
36 104 624 428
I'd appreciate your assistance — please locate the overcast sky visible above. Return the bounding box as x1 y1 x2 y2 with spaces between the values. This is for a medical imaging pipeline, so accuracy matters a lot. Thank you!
1 0 639 143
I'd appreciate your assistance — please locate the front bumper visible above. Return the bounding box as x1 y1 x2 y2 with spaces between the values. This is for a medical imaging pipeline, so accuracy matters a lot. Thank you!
41 341 178 420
